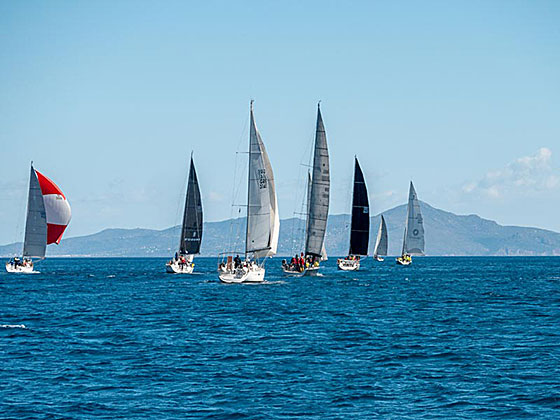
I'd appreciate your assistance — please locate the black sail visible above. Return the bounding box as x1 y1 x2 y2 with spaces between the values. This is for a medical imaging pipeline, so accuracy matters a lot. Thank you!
349 158 369 256
179 156 203 255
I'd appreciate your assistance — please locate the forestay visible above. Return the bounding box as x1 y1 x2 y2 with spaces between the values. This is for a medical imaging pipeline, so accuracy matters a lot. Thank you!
373 214 388 257
245 103 279 259
305 105 330 257
179 156 203 255
349 158 369 256
403 181 425 256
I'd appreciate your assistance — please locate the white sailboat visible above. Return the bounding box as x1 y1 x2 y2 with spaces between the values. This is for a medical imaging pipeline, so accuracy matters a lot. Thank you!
166 154 203 274
282 104 330 276
6 163 71 273
337 157 370 271
218 102 279 283
397 181 425 265
373 214 388 262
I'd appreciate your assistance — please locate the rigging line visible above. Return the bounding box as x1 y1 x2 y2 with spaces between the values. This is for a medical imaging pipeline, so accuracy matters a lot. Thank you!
225 111 250 258
290 124 316 255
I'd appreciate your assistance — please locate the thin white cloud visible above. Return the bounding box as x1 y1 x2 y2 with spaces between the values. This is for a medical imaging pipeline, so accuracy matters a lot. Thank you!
463 147 559 198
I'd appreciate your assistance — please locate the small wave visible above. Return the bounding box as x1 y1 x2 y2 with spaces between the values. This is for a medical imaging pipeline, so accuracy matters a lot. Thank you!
1 324 26 329
106 275 116 278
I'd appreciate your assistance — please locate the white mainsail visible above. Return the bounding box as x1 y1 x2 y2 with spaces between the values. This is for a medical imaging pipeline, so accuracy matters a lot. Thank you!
245 102 279 259
402 181 425 256
373 214 388 258
304 104 330 257
22 165 47 259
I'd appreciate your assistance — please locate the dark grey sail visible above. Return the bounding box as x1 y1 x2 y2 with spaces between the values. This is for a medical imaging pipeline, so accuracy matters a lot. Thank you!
348 158 369 256
373 215 388 257
22 165 47 259
304 170 327 260
304 104 330 257
402 181 425 256
179 156 203 255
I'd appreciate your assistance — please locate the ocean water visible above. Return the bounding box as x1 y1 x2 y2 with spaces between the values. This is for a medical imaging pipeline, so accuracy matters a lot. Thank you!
1 257 559 419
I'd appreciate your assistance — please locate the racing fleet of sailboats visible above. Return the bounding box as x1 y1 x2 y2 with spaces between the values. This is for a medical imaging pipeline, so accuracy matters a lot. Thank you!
4 103 425 275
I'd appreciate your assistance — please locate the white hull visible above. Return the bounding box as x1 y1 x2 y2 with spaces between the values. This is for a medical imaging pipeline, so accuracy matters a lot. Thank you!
166 261 195 274
396 258 411 266
281 265 305 276
374 256 384 262
5 262 36 274
303 265 321 276
337 259 360 271
219 265 265 283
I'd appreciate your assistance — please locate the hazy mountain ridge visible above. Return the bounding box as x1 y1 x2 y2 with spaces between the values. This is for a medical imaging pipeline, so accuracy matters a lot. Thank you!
1 202 559 257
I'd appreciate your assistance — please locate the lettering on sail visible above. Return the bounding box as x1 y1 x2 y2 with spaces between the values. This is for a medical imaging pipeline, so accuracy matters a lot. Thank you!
258 169 267 189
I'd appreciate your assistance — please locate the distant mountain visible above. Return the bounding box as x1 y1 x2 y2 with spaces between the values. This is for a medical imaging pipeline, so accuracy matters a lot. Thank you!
1 202 559 257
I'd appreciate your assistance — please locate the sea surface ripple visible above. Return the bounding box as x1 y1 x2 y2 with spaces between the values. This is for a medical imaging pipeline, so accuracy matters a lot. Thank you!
1 257 559 419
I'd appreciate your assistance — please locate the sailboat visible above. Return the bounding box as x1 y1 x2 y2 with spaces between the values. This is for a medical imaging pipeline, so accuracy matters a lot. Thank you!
337 157 369 271
373 214 388 262
282 103 330 276
166 154 203 274
218 101 279 283
5 163 71 273
396 181 425 265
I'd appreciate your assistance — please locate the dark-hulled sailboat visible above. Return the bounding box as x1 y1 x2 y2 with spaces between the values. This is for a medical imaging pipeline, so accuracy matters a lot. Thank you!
166 154 203 273
337 157 370 271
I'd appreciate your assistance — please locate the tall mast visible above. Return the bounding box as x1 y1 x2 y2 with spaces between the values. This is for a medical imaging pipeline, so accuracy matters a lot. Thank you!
244 100 254 258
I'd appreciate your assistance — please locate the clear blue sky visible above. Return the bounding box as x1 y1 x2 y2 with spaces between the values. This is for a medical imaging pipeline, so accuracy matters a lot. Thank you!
1 0 559 244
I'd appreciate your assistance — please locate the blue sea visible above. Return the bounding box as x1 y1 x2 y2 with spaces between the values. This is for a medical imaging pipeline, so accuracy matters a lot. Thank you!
1 257 559 419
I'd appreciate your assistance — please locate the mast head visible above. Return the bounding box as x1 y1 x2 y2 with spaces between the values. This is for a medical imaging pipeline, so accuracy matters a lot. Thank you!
250 99 254 111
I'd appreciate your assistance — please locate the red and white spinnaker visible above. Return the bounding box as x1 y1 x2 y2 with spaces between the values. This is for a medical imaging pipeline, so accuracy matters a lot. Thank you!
35 169 72 245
